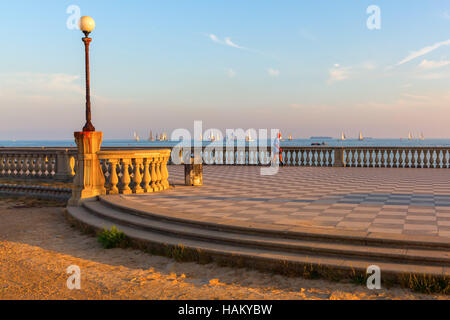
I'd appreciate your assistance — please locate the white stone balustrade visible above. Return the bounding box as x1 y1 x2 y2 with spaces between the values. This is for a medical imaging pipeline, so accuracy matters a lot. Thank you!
171 146 450 168
98 149 171 195
0 148 76 181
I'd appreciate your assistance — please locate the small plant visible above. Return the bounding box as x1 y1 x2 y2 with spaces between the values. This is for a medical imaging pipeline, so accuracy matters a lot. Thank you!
97 225 128 249
302 264 320 280
350 267 367 285
400 274 450 295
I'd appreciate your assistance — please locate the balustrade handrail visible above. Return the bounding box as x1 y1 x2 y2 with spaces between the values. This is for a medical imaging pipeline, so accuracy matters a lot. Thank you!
97 149 171 195
2 146 450 180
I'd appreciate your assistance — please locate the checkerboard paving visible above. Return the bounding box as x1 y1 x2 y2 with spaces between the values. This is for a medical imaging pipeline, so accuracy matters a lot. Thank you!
122 166 450 239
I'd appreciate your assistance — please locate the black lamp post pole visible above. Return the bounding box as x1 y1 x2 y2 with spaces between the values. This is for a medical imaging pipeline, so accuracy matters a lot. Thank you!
82 31 95 132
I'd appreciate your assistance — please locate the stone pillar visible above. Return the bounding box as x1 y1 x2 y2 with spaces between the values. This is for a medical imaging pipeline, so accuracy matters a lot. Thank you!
68 131 106 206
54 149 75 181
333 147 346 167
185 157 203 186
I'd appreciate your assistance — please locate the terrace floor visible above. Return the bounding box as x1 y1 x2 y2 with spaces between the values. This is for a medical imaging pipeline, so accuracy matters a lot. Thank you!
120 166 450 239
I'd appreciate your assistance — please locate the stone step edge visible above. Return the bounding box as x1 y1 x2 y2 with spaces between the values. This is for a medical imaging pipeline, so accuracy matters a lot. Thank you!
99 195 450 250
66 205 449 284
83 201 450 266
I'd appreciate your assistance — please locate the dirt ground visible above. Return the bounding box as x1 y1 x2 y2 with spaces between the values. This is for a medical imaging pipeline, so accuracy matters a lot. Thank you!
0 197 448 300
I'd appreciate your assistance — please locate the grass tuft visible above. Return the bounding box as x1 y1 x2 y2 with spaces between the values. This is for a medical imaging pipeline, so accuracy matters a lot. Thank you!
97 225 129 249
399 273 450 295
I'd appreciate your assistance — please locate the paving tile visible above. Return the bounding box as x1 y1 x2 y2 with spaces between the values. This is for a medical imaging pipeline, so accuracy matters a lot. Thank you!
119 166 450 238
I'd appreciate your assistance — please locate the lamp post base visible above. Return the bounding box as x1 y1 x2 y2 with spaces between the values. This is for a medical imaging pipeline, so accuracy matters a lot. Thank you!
68 131 106 206
82 121 95 132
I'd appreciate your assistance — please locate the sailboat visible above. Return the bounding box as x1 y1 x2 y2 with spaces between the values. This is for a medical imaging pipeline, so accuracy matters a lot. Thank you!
133 132 140 142
148 130 154 141
341 132 346 141
288 134 293 141
359 132 364 141
159 132 167 141
246 131 255 142
408 132 413 140
420 132 424 141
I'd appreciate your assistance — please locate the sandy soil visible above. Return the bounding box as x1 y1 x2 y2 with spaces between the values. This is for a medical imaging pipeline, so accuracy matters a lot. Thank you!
0 197 447 300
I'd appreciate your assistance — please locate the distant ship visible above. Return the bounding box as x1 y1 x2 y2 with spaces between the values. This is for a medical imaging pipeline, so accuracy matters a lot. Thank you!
359 132 364 141
133 131 140 142
341 132 346 141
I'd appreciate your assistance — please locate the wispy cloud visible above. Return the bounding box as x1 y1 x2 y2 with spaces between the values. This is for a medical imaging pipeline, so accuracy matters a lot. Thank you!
224 37 245 49
268 68 280 77
328 65 352 83
209 34 220 43
208 34 247 50
397 40 450 66
418 59 450 69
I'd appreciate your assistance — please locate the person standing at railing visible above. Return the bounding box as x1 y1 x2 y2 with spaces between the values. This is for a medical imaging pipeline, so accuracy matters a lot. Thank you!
272 132 284 166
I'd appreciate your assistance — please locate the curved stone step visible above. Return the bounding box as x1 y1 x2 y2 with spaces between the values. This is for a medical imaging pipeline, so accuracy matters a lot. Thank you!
66 205 449 279
100 195 450 251
82 201 450 266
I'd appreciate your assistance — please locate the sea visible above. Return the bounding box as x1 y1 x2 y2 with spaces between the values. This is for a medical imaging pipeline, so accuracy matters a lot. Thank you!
2 138 450 148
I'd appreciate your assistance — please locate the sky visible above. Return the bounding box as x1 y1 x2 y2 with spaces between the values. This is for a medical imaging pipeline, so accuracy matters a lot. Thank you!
0 0 450 140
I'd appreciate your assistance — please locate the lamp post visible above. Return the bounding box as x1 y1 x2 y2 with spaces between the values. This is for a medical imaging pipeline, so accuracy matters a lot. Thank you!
69 16 106 206
79 16 96 132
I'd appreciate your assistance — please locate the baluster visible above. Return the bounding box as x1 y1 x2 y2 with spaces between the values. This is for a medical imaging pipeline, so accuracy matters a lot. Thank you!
141 158 152 193
0 155 4 177
16 155 24 178
350 150 356 167
38 155 45 178
155 157 163 190
24 154 31 177
285 151 290 166
106 159 119 194
292 150 297 166
443 150 448 169
356 150 362 167
359 150 365 167
298 150 304 166
4 155 11 177
11 155 18 178
425 150 430 168
367 150 373 167
411 150 417 168
386 149 392 168
149 157 158 191
327 149 332 166
22 154 30 178
400 150 405 168
119 159 132 194
436 150 441 168
379 150 385 168
404 150 410 168
132 158 144 193
48 155 55 177
305 150 311 166
161 155 170 189
28 155 35 178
